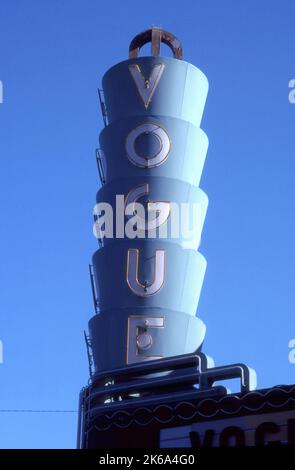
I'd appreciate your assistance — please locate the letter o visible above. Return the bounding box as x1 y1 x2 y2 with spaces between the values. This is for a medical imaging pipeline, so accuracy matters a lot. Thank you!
220 426 245 447
126 123 171 168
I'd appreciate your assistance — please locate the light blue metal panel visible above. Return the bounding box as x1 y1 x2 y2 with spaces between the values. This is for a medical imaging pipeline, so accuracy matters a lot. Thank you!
99 116 208 187
89 309 206 372
92 241 206 317
102 56 208 127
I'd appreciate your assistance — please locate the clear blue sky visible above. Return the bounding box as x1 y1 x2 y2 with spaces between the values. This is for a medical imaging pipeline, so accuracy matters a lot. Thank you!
0 0 294 448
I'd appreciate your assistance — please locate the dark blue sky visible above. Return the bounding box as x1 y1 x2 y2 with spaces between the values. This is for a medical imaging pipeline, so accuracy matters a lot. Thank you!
0 0 294 448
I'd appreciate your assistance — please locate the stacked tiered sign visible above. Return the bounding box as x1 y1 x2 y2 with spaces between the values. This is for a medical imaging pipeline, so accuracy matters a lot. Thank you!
90 28 209 372
77 29 287 450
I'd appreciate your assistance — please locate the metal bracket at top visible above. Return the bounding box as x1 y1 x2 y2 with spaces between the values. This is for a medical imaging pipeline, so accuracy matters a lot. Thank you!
129 27 183 60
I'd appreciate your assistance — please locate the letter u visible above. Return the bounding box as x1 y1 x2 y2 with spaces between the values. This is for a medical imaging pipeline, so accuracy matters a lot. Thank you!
126 248 165 296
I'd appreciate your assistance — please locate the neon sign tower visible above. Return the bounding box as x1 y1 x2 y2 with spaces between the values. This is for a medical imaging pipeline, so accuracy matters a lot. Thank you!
90 28 208 370
77 28 257 449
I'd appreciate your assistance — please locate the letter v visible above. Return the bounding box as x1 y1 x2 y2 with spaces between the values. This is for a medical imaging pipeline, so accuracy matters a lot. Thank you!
128 64 165 109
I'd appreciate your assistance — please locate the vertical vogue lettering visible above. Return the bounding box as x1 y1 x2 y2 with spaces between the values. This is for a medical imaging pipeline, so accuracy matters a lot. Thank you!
126 248 165 297
128 63 165 109
126 123 171 168
124 63 167 362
